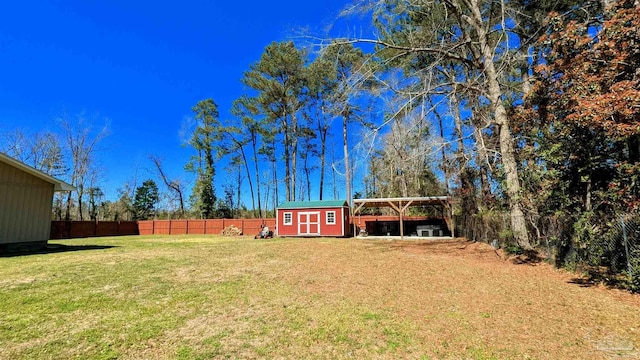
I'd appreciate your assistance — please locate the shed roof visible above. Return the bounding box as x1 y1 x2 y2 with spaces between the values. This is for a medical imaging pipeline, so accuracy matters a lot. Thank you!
278 200 349 209
0 152 75 191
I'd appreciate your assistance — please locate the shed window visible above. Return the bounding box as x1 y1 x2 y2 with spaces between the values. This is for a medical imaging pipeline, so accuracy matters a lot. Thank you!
326 211 336 225
283 212 293 225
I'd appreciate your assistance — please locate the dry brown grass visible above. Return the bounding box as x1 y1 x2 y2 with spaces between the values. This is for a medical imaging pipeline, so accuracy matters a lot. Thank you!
261 239 640 359
1 236 639 359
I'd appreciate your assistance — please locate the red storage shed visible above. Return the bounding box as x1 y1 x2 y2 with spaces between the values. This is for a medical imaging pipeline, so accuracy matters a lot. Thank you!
276 200 351 237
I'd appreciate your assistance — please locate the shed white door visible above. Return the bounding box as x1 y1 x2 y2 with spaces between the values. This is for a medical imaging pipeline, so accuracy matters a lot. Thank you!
298 212 320 235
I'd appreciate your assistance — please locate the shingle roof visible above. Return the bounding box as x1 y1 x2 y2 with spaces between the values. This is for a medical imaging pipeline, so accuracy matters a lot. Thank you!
278 200 349 209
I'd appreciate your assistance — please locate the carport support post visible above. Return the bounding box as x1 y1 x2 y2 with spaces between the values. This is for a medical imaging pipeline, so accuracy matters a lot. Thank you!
447 200 454 238
399 200 403 240
397 200 413 240
352 209 357 237
353 201 367 237
386 200 402 239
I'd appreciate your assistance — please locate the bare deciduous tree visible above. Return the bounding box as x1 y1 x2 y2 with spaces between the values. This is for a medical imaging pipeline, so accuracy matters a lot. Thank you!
150 155 185 218
59 114 108 221
1 129 66 176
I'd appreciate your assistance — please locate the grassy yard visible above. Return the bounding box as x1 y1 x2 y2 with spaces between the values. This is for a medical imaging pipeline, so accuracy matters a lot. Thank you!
1 236 639 359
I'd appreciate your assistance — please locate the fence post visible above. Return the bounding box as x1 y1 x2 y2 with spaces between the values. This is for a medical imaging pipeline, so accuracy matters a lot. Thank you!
622 215 633 274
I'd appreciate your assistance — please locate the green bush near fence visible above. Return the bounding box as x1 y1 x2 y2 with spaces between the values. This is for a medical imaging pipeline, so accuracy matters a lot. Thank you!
628 249 640 292
568 213 640 292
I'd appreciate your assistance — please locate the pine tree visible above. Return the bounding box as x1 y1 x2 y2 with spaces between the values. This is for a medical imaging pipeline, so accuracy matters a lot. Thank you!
187 99 221 218
133 179 159 220
241 41 306 202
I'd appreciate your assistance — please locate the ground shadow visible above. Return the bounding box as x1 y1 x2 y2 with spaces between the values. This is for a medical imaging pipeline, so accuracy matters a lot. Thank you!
568 271 628 289
0 244 117 258
363 238 551 266
568 278 598 288
509 250 544 265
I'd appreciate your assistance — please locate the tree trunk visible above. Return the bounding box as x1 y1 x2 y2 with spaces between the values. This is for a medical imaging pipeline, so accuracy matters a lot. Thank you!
469 121 492 201
318 122 328 201
77 185 84 221
236 167 242 217
272 138 279 207
470 0 531 249
304 154 312 201
239 146 255 216
438 102 449 195
343 109 352 205
283 121 291 202
319 130 327 200
251 133 263 218
452 93 465 175
65 191 72 221
332 150 338 199
291 113 298 201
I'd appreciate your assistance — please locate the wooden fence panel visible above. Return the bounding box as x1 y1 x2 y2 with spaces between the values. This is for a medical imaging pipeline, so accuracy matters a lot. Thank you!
153 221 171 235
205 219 224 234
96 221 119 237
69 221 97 238
119 221 139 236
188 220 206 234
138 221 154 235
50 221 139 239
51 219 278 239
50 221 71 239
170 220 188 235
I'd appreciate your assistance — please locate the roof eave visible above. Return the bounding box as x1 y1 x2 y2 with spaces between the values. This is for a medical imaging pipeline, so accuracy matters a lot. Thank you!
55 183 76 192
0 152 76 192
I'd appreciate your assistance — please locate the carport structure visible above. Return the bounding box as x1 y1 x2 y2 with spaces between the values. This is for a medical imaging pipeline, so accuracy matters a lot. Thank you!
352 196 453 240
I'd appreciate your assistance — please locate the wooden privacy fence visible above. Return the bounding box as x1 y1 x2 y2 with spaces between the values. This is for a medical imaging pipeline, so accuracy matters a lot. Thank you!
50 221 139 239
50 216 451 239
50 219 277 239
137 218 277 236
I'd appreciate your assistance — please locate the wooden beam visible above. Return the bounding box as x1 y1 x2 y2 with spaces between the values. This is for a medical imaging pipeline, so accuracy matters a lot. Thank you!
400 199 414 213
353 201 366 214
386 201 401 214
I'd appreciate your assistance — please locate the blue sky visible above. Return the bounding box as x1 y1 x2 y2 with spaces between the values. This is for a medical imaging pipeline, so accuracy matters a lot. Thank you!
0 0 366 203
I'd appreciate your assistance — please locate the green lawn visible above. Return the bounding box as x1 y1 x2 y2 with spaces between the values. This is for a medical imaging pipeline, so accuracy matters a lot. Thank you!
1 235 639 359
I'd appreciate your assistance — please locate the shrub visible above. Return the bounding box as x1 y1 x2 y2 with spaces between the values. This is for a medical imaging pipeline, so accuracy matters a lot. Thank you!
627 249 640 293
